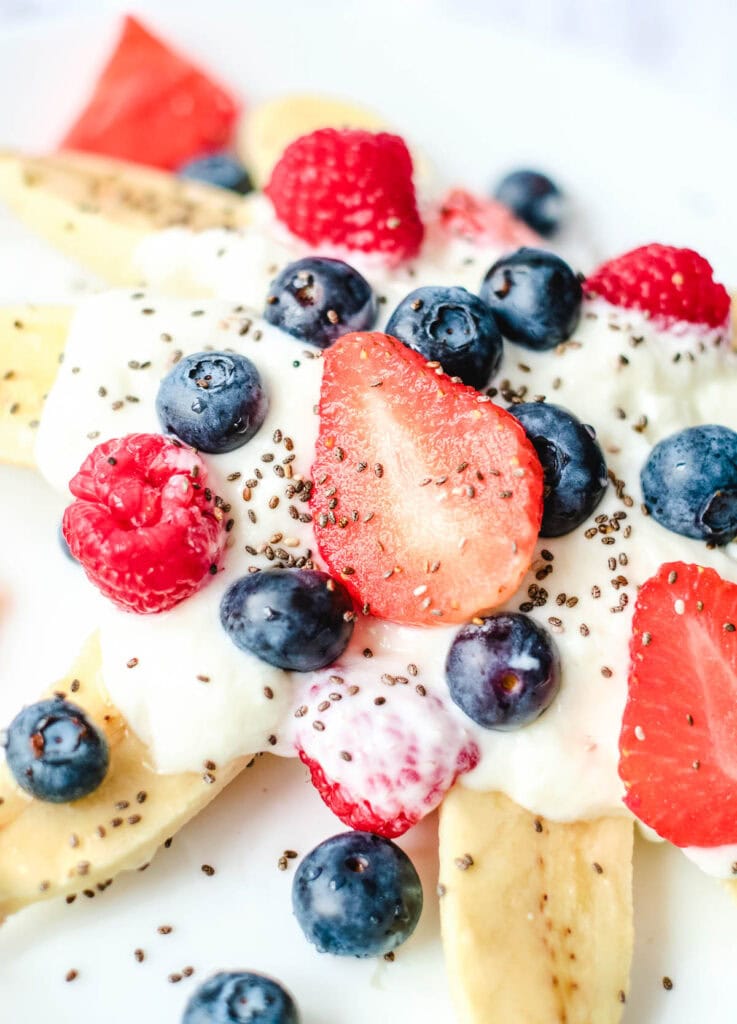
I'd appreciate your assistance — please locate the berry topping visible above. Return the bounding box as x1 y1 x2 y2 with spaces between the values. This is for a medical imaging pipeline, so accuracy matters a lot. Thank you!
183 971 300 1024
264 257 376 350
510 402 608 537
292 832 423 957
432 188 540 248
63 434 225 614
585 243 731 329
295 671 478 837
156 351 268 454
479 248 582 351
178 152 253 194
493 169 564 238
220 569 355 672
619 561 737 847
641 425 737 545
265 128 423 262
446 613 560 729
3 697 109 803
385 285 503 390
310 332 543 626
58 519 77 563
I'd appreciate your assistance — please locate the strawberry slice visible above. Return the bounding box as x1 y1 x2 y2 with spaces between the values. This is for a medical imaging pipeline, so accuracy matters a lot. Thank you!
61 16 240 170
309 332 543 626
431 188 541 249
619 561 737 847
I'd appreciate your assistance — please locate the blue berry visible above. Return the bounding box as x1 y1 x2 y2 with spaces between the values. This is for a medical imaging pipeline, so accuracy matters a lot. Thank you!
3 697 109 802
178 153 253 195
385 285 503 389
446 613 560 730
641 425 737 544
511 402 608 537
182 971 299 1024
292 831 423 957
479 248 582 351
264 257 376 349
220 569 354 671
493 169 564 237
156 352 268 454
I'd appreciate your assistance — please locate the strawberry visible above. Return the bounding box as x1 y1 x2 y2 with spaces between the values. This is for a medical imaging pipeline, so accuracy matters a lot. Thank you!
585 243 731 329
295 671 479 838
63 434 225 614
431 187 540 248
309 332 543 626
264 129 423 263
619 561 737 847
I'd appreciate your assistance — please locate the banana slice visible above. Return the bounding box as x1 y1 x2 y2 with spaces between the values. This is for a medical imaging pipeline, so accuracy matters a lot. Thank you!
238 94 386 188
0 304 72 467
0 150 253 285
0 634 250 920
438 787 633 1024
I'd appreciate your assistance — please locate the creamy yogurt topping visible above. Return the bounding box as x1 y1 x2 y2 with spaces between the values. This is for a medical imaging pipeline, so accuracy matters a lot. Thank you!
35 214 737 876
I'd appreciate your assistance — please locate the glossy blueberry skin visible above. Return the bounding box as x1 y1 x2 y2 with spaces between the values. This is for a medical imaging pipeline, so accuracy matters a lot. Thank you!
182 971 299 1024
641 425 737 544
292 832 423 957
479 248 582 351
220 569 354 672
493 169 564 237
3 697 109 802
446 613 560 730
264 257 376 349
511 402 608 537
385 285 503 389
156 351 268 454
178 153 253 195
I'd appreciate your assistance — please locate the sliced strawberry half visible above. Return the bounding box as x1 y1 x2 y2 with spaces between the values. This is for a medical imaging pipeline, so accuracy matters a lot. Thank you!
309 332 543 626
619 561 737 847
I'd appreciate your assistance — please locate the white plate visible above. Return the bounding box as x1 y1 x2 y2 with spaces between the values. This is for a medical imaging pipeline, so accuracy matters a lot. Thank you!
1 3 737 1022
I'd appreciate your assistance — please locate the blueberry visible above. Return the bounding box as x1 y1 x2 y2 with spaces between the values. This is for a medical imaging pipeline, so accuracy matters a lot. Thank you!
156 352 268 454
385 285 503 389
3 697 109 802
446 613 560 730
220 569 354 671
182 971 299 1024
493 169 564 237
178 153 253 195
479 248 582 351
264 257 376 349
511 402 608 537
292 831 423 957
641 425 737 544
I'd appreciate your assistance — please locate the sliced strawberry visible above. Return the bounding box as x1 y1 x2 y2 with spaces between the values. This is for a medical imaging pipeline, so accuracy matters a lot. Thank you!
295 671 479 838
619 561 737 847
431 187 541 249
309 332 543 626
61 16 240 170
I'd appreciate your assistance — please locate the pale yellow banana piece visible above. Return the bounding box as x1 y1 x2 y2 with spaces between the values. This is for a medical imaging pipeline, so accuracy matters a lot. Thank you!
0 150 252 285
0 634 250 920
238 93 386 188
438 787 634 1024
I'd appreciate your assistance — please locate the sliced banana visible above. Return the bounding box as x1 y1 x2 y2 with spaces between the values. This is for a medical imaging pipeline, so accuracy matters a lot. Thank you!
0 634 250 920
438 786 633 1024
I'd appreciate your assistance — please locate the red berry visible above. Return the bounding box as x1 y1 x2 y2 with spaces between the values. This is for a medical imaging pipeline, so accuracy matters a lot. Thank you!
619 561 737 847
63 434 225 614
585 243 730 329
310 332 543 626
296 672 479 838
431 188 540 248
264 129 424 263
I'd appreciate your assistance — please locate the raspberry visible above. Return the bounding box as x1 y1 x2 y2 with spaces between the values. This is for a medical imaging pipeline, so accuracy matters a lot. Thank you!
265 129 424 263
295 672 479 838
585 243 731 329
432 188 540 248
63 434 225 614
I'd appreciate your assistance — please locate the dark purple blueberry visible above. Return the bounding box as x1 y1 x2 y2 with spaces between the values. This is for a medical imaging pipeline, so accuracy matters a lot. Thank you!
446 613 560 729
182 971 299 1023
178 153 253 195
493 169 564 237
